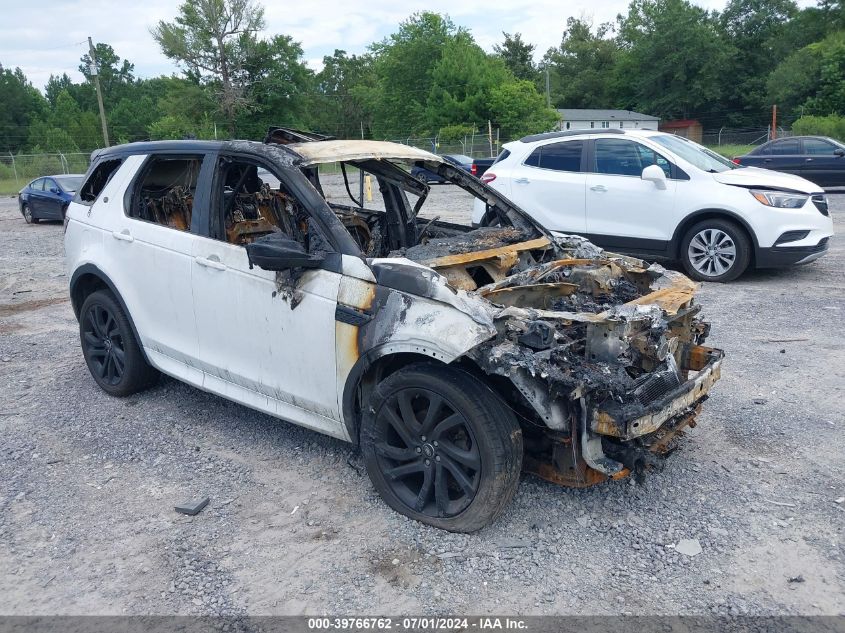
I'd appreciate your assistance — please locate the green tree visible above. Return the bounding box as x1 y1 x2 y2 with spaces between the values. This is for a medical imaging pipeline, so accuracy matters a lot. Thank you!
615 0 735 121
493 32 537 81
489 80 559 138
768 31 845 117
79 43 136 110
368 12 458 137
0 65 46 152
236 34 314 138
718 0 798 123
545 18 621 109
425 33 510 131
151 0 265 135
311 50 376 138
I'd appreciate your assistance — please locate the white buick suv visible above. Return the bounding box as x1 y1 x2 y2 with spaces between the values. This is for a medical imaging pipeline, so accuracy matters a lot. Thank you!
472 130 833 282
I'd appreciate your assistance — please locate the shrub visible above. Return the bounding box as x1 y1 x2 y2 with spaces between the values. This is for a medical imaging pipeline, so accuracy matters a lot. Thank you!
792 115 845 141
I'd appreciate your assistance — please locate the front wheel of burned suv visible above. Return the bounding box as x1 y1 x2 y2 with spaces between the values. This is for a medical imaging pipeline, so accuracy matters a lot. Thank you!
361 363 523 533
680 219 751 282
79 290 159 397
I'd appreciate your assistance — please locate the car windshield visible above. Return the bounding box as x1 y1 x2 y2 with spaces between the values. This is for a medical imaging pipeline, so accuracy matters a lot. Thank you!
651 135 738 173
55 176 84 192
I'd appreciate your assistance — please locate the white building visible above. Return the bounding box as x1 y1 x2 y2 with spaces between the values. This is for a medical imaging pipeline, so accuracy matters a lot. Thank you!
555 109 660 131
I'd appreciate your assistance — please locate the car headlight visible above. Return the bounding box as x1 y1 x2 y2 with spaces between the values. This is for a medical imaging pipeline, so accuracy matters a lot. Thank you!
750 189 808 208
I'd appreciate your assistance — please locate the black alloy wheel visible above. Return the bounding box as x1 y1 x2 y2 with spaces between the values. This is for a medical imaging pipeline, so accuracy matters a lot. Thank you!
82 302 126 387
373 387 481 518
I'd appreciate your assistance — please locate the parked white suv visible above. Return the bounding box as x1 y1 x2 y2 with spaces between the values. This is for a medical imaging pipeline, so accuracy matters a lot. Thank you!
472 130 834 282
65 131 723 531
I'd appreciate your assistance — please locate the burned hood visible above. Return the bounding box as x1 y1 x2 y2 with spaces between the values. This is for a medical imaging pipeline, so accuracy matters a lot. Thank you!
368 257 495 329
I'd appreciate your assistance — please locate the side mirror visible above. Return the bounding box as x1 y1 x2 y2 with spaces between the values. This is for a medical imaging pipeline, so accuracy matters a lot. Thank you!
834 148 845 157
641 164 667 190
245 233 325 271
50 187 59 194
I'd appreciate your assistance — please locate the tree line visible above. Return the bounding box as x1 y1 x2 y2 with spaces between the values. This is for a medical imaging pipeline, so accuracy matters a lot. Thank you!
1 0 844 155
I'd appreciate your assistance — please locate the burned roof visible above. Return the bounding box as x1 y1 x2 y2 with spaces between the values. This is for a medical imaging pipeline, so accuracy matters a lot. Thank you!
286 140 441 166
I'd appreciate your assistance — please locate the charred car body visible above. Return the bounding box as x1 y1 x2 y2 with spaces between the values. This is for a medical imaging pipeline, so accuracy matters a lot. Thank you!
65 128 723 532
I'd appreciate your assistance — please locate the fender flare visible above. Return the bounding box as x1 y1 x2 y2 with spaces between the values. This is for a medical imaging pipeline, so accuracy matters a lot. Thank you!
69 264 151 364
341 342 449 444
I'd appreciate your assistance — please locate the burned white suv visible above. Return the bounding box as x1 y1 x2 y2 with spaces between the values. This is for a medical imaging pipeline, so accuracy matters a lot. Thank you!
65 127 723 532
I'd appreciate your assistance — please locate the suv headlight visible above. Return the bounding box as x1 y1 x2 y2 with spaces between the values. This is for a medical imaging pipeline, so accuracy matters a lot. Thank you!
750 189 808 208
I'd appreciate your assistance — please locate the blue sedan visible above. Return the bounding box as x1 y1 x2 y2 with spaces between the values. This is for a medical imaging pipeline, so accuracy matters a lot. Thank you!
411 154 473 183
18 174 85 223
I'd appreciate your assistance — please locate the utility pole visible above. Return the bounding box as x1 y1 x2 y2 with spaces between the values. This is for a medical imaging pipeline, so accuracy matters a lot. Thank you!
771 105 778 140
487 120 494 156
88 37 110 147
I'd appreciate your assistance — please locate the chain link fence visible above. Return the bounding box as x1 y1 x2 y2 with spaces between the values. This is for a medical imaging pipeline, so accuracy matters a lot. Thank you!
701 127 792 147
0 152 92 193
386 133 504 159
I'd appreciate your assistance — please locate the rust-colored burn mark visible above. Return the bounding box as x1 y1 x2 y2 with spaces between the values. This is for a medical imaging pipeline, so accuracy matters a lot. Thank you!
336 279 376 368
422 237 551 291
481 282 579 309
0 297 68 317
522 435 630 488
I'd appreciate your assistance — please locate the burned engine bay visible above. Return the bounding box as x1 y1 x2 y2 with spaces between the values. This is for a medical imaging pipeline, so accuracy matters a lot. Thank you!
253 140 725 488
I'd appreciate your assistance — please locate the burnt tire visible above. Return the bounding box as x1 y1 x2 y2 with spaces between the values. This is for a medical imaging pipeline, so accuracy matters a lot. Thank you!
680 218 751 282
79 290 159 396
361 363 522 532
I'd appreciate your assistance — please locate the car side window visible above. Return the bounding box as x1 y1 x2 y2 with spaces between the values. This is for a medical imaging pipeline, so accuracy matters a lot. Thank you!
127 155 202 231
212 157 328 254
634 143 672 178
45 178 57 192
803 138 836 155
524 141 583 172
594 139 647 176
769 139 800 155
30 178 44 191
79 159 123 204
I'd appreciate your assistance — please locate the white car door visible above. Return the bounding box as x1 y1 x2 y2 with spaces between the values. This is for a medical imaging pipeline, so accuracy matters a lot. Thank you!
585 138 677 252
103 153 207 383
508 139 587 234
190 155 345 438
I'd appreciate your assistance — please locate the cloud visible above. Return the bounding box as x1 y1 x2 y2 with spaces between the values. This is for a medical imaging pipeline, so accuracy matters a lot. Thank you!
0 0 819 90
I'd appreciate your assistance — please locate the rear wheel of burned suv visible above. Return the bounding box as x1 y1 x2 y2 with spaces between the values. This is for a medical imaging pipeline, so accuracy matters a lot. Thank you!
79 290 159 396
361 363 523 532
681 218 751 282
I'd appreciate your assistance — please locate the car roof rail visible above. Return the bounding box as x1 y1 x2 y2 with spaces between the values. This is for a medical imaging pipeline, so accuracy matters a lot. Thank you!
519 129 626 143
264 127 336 145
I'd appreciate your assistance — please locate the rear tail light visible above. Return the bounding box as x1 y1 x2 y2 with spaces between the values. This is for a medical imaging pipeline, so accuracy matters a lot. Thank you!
471 164 477 176
481 173 496 183
732 157 741 164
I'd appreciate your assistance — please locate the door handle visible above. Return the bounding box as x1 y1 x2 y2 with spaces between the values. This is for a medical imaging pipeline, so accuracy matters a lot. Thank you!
195 255 226 271
590 185 608 193
111 229 134 243
763 158 772 163
514 178 530 185
805 158 813 162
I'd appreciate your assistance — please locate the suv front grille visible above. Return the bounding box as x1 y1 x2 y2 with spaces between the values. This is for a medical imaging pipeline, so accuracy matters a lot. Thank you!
812 194 829 216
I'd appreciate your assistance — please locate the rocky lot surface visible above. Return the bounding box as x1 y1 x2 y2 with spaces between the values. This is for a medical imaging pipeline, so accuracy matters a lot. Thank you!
0 185 843 616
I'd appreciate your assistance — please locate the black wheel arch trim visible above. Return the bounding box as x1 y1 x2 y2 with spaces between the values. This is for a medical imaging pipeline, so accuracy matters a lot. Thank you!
670 209 760 261
69 264 151 364
342 344 450 444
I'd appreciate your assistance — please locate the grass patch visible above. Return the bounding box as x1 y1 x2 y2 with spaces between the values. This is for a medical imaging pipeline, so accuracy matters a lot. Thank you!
706 144 755 159
0 179 22 197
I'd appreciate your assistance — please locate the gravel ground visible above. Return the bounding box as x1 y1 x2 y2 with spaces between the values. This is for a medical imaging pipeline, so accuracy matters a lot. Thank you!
1 183 843 617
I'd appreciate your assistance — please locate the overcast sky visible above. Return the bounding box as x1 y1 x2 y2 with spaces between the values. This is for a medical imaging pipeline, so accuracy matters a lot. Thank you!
1 0 818 91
